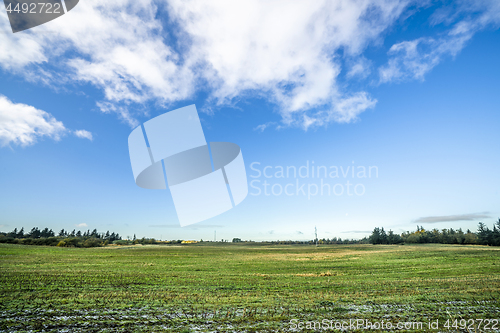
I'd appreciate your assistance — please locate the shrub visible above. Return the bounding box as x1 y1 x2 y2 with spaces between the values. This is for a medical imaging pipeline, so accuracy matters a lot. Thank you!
83 238 102 248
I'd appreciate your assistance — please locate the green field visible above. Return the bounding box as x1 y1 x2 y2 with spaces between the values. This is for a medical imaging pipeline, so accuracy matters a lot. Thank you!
1 243 499 332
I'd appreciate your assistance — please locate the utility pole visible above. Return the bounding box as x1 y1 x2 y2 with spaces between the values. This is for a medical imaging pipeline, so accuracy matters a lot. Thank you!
315 226 318 247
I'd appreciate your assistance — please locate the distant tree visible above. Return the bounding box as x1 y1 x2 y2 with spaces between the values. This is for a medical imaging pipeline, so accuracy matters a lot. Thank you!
7 228 17 238
58 229 66 237
40 228 55 237
369 228 382 244
464 230 477 244
28 227 41 238
380 228 389 244
76 230 82 237
454 228 464 244
477 222 492 245
492 219 500 246
387 230 403 244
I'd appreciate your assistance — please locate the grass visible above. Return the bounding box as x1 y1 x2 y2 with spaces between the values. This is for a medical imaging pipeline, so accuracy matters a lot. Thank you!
1 243 499 332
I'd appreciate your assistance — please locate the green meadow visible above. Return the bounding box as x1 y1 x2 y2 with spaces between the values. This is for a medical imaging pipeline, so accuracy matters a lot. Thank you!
1 243 499 332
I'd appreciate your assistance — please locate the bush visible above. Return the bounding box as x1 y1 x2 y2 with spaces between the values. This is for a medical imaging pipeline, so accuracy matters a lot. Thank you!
83 238 102 248
0 237 16 244
113 240 131 246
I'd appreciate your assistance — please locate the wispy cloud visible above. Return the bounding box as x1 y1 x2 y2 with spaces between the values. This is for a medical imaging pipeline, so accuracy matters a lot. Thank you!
0 95 66 147
149 225 179 228
74 130 93 141
149 224 223 229
254 122 276 132
379 0 500 83
75 223 88 227
95 102 139 128
415 212 490 224
341 230 373 234
346 57 372 80
378 34 470 83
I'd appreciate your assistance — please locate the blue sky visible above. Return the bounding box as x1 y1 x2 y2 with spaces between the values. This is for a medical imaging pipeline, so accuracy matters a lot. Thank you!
1 0 499 241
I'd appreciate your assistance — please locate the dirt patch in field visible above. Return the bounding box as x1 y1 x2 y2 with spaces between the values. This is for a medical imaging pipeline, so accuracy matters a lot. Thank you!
239 249 395 262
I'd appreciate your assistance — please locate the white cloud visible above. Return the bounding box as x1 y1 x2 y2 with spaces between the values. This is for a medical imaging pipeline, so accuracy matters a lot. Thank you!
74 129 93 141
0 95 66 147
0 0 194 128
52 0 195 118
330 92 378 123
75 223 88 227
378 34 471 83
96 102 139 128
254 122 276 132
347 57 372 79
0 0 407 129
168 0 406 127
0 95 92 147
415 212 490 224
379 0 500 83
0 0 499 129
0 12 47 71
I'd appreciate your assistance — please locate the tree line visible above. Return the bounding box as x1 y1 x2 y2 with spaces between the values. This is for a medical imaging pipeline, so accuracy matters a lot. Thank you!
268 238 369 245
0 227 123 247
369 219 500 246
2 220 500 247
